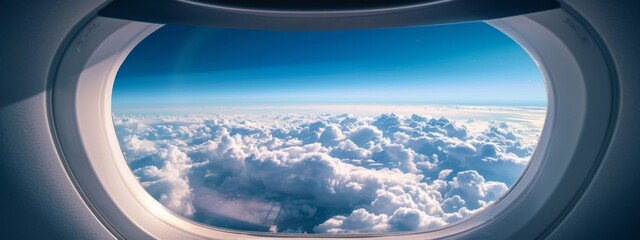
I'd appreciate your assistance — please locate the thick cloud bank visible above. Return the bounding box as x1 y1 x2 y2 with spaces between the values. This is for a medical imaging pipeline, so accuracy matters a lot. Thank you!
113 111 539 233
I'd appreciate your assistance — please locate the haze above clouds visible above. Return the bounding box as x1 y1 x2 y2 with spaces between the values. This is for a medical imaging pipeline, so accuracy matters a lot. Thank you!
114 107 544 233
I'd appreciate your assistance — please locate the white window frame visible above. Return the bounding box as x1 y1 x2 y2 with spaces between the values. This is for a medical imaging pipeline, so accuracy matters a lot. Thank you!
50 7 615 239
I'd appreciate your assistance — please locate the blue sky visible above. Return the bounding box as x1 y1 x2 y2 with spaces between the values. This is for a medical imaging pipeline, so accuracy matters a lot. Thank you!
112 22 546 113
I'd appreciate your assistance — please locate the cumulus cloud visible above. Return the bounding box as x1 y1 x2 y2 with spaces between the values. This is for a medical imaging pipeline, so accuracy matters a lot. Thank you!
119 135 157 161
314 208 388 233
348 125 383 148
113 111 539 233
388 207 447 231
134 144 195 216
444 170 508 210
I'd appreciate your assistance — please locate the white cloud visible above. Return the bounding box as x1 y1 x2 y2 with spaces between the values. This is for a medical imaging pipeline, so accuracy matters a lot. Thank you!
441 195 465 213
314 208 389 233
120 135 157 161
113 110 540 233
444 170 508 210
348 125 383 148
134 144 195 216
330 140 371 160
319 124 346 146
388 207 447 231
438 169 453 180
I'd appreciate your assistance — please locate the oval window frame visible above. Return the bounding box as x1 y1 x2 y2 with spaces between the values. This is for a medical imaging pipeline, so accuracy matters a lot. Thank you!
50 7 615 239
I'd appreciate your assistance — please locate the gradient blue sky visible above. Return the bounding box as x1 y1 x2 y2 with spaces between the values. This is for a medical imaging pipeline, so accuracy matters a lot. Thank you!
112 22 546 113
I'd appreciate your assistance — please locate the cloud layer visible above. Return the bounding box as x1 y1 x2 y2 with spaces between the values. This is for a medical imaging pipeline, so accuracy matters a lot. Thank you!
113 111 538 233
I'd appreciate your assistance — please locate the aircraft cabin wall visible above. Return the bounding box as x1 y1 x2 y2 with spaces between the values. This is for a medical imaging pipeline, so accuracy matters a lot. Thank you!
0 0 638 239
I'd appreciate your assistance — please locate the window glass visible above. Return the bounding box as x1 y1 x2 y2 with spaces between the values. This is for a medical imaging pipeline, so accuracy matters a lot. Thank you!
112 22 546 234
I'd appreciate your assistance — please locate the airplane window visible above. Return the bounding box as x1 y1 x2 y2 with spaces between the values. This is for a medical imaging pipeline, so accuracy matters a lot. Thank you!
111 22 546 234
